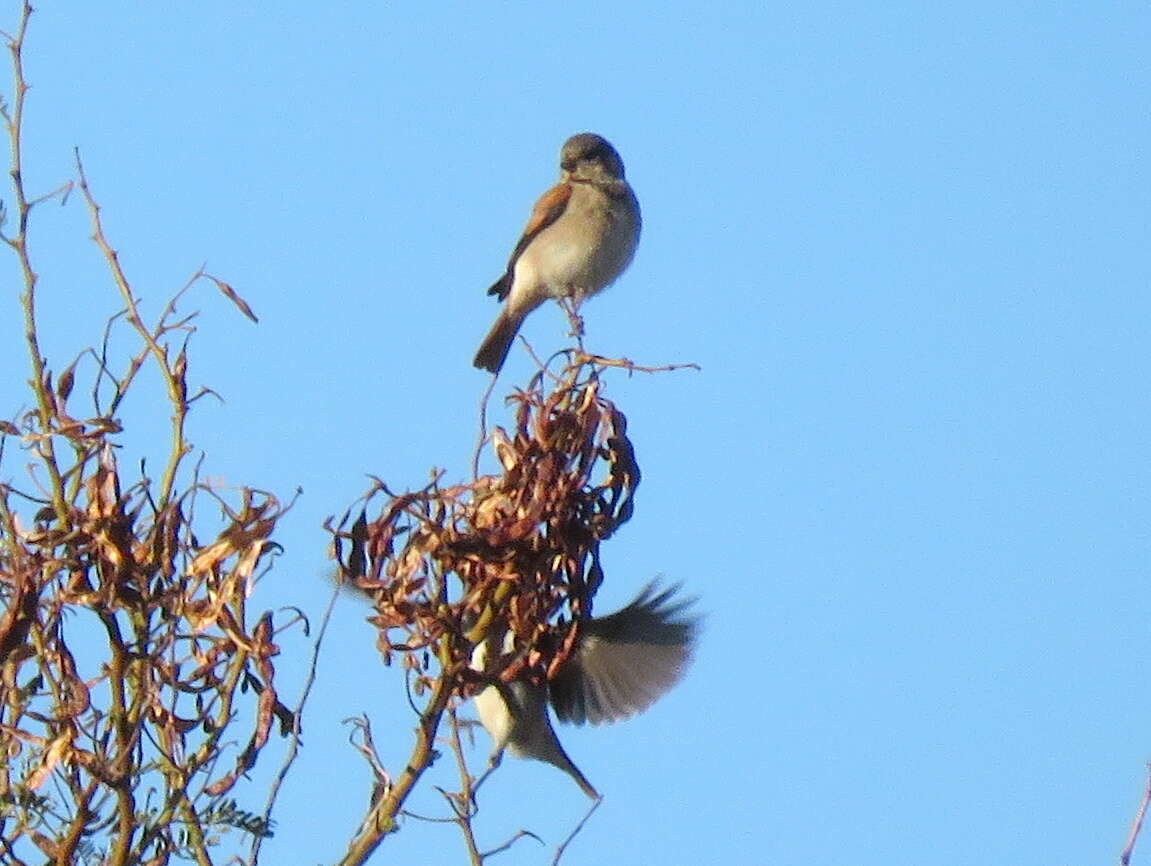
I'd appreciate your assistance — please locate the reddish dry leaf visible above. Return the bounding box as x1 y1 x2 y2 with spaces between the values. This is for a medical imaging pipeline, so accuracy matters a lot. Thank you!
204 273 259 323
56 360 78 403
0 572 38 660
341 358 642 696
25 730 74 790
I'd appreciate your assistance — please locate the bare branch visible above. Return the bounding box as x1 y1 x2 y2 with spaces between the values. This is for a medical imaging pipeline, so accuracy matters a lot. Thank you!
1121 763 1151 865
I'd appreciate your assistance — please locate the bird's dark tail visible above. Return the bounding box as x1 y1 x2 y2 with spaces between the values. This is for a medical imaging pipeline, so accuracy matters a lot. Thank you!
473 310 522 373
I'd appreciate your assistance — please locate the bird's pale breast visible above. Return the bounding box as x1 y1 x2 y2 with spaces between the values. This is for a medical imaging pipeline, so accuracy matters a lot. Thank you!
517 182 640 302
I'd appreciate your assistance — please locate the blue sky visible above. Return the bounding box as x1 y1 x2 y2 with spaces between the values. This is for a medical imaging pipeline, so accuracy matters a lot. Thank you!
0 2 1148 864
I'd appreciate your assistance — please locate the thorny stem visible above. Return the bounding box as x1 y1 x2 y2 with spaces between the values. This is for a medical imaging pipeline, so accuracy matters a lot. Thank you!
73 152 192 505
0 8 293 864
2 1 69 524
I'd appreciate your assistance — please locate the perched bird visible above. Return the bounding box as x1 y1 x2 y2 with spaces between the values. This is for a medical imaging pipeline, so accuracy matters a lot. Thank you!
471 583 696 798
473 132 642 374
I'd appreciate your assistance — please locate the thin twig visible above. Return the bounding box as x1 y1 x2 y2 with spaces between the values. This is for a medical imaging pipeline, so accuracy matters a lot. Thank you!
337 669 457 866
472 372 499 479
481 829 543 859
74 148 191 504
575 352 701 374
445 707 482 864
247 579 339 866
1121 763 1151 865
550 797 601 866
3 0 68 524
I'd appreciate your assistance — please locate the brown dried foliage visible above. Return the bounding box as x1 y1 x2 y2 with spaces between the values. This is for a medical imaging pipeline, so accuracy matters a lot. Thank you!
0 449 293 865
0 8 294 863
329 359 641 863
335 361 638 692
